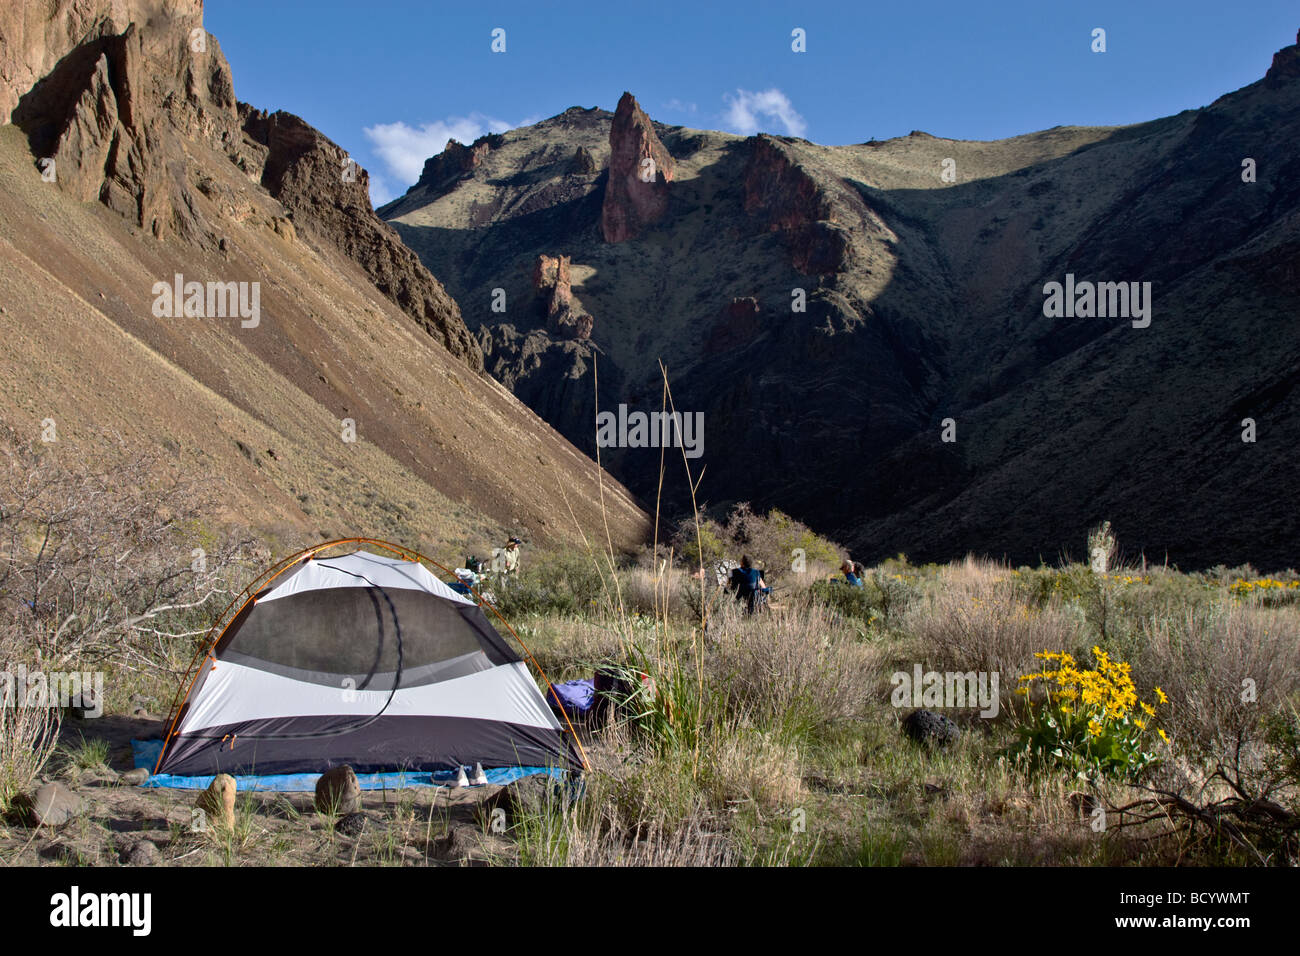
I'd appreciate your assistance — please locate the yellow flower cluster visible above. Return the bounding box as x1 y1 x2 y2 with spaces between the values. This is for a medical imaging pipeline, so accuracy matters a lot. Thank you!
1017 646 1169 742
1229 578 1300 594
1099 574 1150 585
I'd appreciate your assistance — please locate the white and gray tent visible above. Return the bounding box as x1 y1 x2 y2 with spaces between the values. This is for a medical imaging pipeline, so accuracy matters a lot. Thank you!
155 543 583 778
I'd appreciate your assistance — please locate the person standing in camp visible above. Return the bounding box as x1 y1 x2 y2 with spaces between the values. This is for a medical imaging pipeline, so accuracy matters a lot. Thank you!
728 555 770 614
490 536 522 585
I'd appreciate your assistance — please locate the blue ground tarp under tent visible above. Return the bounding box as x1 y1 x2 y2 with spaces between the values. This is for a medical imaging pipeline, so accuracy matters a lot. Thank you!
131 739 565 791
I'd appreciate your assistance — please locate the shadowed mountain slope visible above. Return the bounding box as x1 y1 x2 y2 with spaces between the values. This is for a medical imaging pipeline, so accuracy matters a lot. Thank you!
383 40 1300 569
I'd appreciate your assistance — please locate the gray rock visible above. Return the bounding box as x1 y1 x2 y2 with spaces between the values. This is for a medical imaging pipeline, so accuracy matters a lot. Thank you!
23 782 85 827
119 839 159 866
120 768 150 786
315 765 361 815
336 811 366 837
901 709 961 747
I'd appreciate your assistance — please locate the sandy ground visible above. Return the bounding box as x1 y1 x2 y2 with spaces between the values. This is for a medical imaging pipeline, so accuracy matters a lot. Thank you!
1 712 521 867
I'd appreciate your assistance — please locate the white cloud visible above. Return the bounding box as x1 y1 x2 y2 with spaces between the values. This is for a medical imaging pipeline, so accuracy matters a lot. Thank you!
367 171 396 209
721 88 807 138
663 98 698 114
363 113 511 190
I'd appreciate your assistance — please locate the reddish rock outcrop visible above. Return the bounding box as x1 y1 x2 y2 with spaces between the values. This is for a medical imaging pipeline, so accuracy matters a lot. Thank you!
743 135 848 275
1265 29 1300 85
533 253 572 318
532 253 593 340
600 92 674 243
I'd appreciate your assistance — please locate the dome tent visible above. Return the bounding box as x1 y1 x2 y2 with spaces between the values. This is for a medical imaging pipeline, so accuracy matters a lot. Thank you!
154 539 585 780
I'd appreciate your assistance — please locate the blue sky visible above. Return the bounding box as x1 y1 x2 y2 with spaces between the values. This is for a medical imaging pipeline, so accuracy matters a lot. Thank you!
205 1 1298 205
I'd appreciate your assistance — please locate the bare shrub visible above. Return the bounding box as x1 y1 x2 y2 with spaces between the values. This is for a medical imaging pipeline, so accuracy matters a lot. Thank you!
0 431 253 676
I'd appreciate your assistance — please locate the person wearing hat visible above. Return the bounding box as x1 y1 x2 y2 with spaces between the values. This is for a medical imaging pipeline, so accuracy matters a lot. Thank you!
489 536 522 583
503 537 522 575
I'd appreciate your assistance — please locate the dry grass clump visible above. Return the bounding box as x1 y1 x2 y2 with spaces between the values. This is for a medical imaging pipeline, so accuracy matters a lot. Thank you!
709 601 882 734
699 721 804 812
528 799 736 867
616 562 686 618
0 685 60 813
521 616 626 680
902 570 1084 685
1132 603 1300 758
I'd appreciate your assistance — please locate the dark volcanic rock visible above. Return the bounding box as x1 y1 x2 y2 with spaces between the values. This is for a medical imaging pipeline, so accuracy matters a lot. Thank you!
901 709 961 747
414 133 502 198
240 108 482 370
1266 28 1300 84
572 145 597 174
336 811 367 837
743 135 850 275
707 297 763 354
119 838 159 865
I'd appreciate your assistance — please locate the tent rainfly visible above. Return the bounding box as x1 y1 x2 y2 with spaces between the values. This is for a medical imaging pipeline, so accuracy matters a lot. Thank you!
155 544 583 777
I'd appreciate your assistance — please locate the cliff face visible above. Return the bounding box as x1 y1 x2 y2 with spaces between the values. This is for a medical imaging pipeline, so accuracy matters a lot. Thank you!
412 132 501 202
0 1 647 551
4 0 238 240
743 135 852 275
385 37 1300 569
1 0 481 370
239 108 481 368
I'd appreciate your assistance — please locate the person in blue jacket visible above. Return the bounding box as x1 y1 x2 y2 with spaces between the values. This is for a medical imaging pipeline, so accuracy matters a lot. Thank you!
729 555 771 613
839 560 865 587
